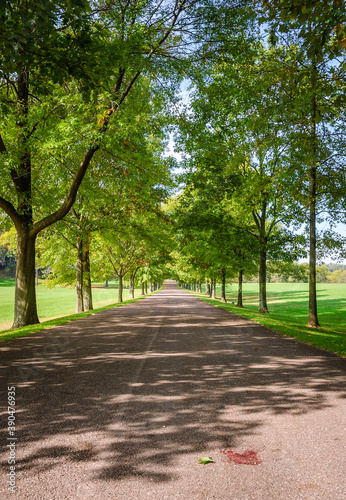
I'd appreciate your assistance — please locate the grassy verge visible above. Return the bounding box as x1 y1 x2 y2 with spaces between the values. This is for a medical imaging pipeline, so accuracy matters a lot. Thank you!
0 288 161 343
0 279 143 330
186 285 345 357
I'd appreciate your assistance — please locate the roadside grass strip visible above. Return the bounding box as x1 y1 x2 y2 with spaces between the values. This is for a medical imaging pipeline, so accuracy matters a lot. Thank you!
0 288 162 343
187 290 345 358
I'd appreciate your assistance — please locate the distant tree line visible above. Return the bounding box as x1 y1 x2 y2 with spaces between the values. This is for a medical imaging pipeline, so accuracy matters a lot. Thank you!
265 263 346 284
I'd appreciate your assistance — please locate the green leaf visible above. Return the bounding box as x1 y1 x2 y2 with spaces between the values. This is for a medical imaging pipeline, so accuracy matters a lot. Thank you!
198 456 215 464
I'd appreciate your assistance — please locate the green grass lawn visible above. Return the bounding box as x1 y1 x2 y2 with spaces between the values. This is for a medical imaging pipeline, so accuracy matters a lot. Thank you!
193 282 346 357
0 279 143 331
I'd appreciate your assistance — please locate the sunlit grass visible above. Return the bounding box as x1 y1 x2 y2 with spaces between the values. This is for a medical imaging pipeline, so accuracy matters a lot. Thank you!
0 289 161 343
0 279 146 333
192 282 346 357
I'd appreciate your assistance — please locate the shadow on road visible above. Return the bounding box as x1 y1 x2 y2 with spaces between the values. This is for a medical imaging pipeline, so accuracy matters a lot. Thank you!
1 281 345 484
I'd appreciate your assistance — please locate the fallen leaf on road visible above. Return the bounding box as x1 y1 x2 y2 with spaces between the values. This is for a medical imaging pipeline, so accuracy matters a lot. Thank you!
198 457 215 464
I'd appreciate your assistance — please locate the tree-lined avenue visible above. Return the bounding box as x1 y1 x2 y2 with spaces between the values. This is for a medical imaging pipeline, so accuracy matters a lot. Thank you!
1 280 345 499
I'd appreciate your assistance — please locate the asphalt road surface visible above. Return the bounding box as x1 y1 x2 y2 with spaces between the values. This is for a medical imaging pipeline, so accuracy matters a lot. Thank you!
1 280 345 499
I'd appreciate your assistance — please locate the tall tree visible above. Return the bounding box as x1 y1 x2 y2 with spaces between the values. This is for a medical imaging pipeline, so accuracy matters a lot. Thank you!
258 18 346 326
0 0 197 327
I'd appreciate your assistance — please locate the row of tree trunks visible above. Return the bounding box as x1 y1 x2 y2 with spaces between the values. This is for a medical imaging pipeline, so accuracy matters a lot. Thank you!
180 272 245 308
185 271 244 307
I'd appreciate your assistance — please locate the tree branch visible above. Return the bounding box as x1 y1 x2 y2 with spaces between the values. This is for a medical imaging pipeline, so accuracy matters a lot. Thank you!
0 196 21 229
252 210 261 231
30 146 99 237
27 1 188 239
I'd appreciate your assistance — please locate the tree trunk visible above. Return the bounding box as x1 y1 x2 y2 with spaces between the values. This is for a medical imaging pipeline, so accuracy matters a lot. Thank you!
129 273 135 299
12 229 39 328
237 269 243 307
11 68 39 328
82 235 93 311
221 269 227 302
76 236 84 313
141 282 145 295
197 279 202 293
149 282 153 292
145 281 148 294
308 87 320 327
118 274 123 303
211 278 216 299
308 190 319 326
259 242 269 313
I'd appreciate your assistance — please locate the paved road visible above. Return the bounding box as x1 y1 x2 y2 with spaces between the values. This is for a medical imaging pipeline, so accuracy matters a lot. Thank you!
1 280 345 499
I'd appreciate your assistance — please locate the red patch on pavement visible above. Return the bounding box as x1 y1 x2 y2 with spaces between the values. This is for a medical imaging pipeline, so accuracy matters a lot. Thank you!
220 449 262 465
